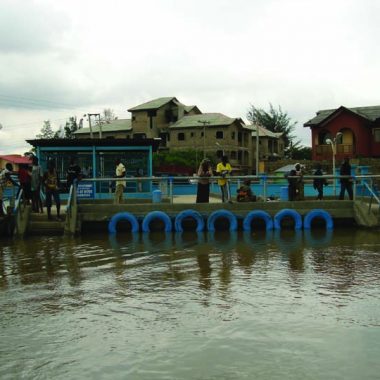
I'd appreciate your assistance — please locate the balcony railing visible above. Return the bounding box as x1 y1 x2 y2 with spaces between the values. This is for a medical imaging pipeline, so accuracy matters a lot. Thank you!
315 144 354 157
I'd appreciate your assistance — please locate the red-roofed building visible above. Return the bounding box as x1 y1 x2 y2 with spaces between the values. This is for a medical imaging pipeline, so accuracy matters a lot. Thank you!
304 105 380 161
0 155 32 171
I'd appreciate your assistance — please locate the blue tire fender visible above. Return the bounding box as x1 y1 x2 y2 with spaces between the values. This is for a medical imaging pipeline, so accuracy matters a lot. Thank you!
304 209 333 229
243 210 273 231
207 209 237 232
174 209 205 232
108 212 139 234
142 211 172 232
274 208 302 230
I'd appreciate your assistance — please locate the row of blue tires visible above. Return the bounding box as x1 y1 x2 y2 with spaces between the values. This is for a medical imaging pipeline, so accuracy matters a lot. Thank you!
108 208 333 234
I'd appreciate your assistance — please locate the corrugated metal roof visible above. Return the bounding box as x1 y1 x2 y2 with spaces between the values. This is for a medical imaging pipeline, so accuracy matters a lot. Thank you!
169 113 242 128
246 124 283 138
74 119 132 134
304 105 380 126
128 97 179 111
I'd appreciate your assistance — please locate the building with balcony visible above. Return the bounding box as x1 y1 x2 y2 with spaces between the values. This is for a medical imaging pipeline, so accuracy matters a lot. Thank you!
73 96 285 173
304 105 380 161
169 113 251 171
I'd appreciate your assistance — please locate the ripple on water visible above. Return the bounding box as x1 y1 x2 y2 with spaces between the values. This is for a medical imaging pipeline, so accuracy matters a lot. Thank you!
1 230 380 379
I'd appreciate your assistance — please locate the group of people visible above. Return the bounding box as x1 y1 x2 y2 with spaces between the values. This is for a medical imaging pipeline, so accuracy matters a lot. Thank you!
288 157 354 201
0 157 84 221
195 155 256 204
0 154 356 220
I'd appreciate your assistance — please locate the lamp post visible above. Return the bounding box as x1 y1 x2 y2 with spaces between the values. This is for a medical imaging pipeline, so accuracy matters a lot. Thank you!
197 120 210 159
255 122 260 175
326 132 343 196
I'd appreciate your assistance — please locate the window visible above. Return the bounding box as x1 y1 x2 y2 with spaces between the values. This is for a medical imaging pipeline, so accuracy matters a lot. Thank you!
190 132 195 137
231 132 235 139
374 129 380 142
201 131 204 137
178 132 185 141
133 133 146 139
216 131 224 139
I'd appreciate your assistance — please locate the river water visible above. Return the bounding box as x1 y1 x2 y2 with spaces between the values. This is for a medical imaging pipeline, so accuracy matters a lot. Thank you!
1 228 380 379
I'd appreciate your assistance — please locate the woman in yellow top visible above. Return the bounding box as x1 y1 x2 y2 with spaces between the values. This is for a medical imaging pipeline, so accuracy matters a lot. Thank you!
216 155 232 203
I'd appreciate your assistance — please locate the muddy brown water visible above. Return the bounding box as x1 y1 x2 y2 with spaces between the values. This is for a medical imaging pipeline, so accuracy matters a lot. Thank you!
1 228 380 379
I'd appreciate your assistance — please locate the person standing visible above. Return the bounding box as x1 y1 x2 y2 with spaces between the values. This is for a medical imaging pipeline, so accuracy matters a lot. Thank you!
136 168 144 192
43 160 62 221
339 157 353 200
294 163 304 200
196 159 212 203
66 157 82 190
313 164 327 200
216 155 232 203
0 163 19 216
114 158 126 204
287 169 298 201
18 163 32 205
31 156 44 213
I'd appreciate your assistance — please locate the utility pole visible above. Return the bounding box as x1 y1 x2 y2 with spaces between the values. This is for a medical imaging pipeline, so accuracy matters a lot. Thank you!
255 122 260 175
87 113 102 139
197 120 210 159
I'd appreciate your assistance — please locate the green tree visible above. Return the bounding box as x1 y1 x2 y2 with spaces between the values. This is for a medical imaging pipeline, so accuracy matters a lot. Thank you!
36 120 54 139
63 116 78 138
247 103 298 148
153 150 217 173
288 144 312 160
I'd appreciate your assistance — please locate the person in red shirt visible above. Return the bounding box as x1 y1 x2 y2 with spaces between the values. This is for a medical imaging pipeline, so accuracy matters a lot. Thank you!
18 164 32 205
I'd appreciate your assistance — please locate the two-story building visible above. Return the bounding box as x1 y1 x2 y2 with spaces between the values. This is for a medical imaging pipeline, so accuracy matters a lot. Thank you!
127 97 201 146
169 112 251 171
304 105 380 161
74 96 285 172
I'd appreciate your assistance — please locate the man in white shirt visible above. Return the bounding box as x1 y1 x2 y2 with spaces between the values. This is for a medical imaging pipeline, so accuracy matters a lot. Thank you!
114 158 126 204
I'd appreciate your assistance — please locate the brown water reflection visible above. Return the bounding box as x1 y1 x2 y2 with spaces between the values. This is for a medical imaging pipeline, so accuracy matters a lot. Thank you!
1 228 379 294
1 228 380 379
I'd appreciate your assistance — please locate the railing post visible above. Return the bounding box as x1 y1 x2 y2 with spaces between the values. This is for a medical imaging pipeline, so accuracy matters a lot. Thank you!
261 174 267 201
169 176 173 204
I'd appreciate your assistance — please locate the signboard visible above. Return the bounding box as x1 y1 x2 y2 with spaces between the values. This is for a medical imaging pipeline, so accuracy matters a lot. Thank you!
77 182 95 199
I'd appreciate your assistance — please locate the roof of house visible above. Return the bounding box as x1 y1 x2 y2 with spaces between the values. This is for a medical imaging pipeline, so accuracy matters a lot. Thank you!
184 105 201 113
169 113 244 128
26 138 160 151
128 97 179 112
74 119 132 134
304 105 380 127
0 154 32 165
274 164 297 173
245 124 283 138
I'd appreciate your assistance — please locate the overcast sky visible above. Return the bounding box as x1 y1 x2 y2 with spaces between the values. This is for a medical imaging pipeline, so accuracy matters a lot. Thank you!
0 0 379 154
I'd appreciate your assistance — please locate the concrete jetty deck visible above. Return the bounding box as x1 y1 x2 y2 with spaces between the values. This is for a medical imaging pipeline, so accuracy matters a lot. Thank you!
5 195 380 237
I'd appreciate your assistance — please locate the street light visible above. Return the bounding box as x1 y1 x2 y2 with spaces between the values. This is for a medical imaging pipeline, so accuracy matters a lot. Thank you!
326 131 343 196
197 120 210 159
255 122 260 175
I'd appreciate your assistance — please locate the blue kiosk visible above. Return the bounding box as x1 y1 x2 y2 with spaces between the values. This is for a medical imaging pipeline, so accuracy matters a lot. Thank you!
27 138 160 199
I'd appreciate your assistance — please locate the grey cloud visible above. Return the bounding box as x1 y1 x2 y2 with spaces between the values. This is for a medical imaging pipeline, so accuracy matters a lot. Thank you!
0 0 69 54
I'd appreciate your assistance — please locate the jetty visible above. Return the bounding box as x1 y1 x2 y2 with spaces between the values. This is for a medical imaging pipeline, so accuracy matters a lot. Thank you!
4 195 378 237
1 172 379 237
